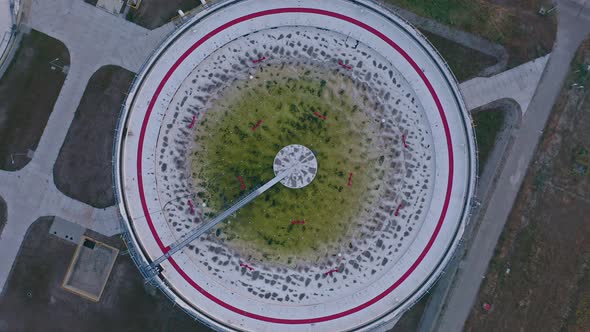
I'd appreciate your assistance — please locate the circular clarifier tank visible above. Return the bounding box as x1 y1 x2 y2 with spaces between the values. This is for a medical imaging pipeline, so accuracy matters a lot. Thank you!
114 0 477 331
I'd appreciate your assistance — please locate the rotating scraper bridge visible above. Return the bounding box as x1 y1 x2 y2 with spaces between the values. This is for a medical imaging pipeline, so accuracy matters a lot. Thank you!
114 0 477 331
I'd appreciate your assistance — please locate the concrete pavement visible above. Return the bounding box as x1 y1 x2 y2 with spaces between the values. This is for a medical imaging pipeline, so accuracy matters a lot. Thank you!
0 0 174 293
26 0 173 174
0 170 120 293
460 55 549 115
27 0 173 73
433 0 590 331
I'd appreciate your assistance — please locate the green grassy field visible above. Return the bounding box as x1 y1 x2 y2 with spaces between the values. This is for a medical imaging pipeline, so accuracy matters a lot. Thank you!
388 0 556 68
387 0 508 43
191 66 380 264
389 0 488 31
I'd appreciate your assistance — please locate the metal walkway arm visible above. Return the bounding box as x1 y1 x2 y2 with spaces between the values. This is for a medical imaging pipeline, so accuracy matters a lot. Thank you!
150 167 294 268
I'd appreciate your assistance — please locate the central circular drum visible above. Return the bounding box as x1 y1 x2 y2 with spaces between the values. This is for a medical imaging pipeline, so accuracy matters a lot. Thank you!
114 0 477 331
273 145 318 189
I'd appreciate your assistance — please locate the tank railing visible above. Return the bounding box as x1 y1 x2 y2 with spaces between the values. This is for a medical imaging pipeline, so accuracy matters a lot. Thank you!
118 227 221 330
111 0 480 328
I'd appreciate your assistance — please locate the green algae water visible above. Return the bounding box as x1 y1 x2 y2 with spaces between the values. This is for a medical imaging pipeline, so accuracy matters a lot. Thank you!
191 65 380 264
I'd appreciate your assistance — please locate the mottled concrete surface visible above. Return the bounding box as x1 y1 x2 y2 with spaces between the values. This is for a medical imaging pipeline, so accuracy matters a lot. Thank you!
159 26 434 305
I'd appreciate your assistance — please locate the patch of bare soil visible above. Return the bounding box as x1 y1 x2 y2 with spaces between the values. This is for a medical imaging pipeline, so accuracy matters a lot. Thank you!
53 65 134 208
0 30 69 171
493 0 557 67
0 217 213 332
465 39 590 332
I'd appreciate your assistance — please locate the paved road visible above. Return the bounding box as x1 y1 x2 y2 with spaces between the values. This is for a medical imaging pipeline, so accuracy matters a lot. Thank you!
460 55 548 115
0 0 174 293
433 1 590 331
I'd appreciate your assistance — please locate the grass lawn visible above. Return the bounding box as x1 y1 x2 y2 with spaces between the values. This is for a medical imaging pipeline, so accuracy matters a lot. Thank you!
192 66 379 263
473 110 505 169
391 0 480 25
387 0 556 67
390 0 502 39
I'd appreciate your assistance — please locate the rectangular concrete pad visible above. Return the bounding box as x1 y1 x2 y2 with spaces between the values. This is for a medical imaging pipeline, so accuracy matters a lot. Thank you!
62 236 118 301
97 0 124 14
49 217 86 244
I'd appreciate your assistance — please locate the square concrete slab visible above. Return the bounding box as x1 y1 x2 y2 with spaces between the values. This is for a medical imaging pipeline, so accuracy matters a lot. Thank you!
97 0 124 14
49 216 86 244
62 236 118 301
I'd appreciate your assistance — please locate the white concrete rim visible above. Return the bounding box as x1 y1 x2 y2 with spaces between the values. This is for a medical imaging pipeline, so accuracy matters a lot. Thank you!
113 0 477 330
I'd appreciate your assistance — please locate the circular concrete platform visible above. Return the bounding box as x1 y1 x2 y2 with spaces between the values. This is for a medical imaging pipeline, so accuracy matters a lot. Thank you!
114 0 477 331
273 145 318 189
